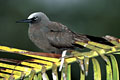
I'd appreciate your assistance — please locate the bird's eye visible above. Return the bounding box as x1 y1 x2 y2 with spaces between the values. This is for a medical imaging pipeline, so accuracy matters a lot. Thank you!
32 17 38 21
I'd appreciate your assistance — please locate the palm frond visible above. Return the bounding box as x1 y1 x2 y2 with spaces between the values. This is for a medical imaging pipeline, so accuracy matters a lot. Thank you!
0 35 120 80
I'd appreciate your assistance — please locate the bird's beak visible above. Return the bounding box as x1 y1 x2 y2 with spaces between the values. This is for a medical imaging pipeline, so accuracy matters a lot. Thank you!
16 19 32 23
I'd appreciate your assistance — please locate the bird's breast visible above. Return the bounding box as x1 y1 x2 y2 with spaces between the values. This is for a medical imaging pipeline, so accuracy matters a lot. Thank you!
28 26 46 42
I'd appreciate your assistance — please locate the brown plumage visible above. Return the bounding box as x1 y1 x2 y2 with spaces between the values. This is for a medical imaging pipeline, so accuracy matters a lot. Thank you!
17 12 113 54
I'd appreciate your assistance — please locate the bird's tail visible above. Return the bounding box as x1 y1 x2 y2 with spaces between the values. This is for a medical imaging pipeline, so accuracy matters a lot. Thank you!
74 34 114 46
85 35 114 46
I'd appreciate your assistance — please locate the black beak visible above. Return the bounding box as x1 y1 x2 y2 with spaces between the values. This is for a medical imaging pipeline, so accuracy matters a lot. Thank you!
16 19 32 23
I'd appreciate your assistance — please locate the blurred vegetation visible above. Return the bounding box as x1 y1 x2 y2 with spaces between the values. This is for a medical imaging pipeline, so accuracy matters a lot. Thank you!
0 0 120 80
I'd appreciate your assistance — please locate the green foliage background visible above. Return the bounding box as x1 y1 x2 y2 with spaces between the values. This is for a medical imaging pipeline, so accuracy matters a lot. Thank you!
0 0 120 80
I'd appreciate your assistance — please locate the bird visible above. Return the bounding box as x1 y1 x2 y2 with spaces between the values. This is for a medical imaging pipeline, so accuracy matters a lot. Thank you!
17 12 113 54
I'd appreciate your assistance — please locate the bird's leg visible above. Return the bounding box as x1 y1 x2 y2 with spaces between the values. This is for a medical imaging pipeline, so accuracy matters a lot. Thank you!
59 50 67 72
58 50 75 59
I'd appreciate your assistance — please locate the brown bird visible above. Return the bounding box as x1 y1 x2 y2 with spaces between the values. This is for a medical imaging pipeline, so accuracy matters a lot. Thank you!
17 12 113 54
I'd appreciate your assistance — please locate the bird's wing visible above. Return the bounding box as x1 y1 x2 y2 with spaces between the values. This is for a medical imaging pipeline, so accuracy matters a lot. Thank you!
47 22 70 32
46 22 75 48
46 22 90 49
46 22 114 49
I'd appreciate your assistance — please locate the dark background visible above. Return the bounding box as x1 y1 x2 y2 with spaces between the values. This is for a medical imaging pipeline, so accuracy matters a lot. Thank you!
0 0 120 80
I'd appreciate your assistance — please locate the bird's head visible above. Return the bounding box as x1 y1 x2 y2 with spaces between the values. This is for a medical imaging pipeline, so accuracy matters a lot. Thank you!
16 12 50 24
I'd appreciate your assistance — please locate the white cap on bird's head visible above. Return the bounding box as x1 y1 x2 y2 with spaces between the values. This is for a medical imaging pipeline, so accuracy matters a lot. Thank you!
16 12 50 24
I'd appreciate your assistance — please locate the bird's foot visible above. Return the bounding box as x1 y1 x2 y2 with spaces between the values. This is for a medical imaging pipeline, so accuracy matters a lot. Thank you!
59 50 67 72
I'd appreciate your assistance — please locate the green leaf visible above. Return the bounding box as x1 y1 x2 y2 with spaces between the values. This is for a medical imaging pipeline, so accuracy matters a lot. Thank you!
41 66 49 80
33 75 38 80
114 52 120 55
0 78 4 80
84 57 89 76
104 56 113 80
109 54 119 80
61 60 67 80
28 69 36 80
92 58 101 80
38 73 42 80
77 58 85 80
24 77 29 80
77 58 84 72
80 70 85 80
61 71 63 80
52 63 58 80
67 65 71 80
